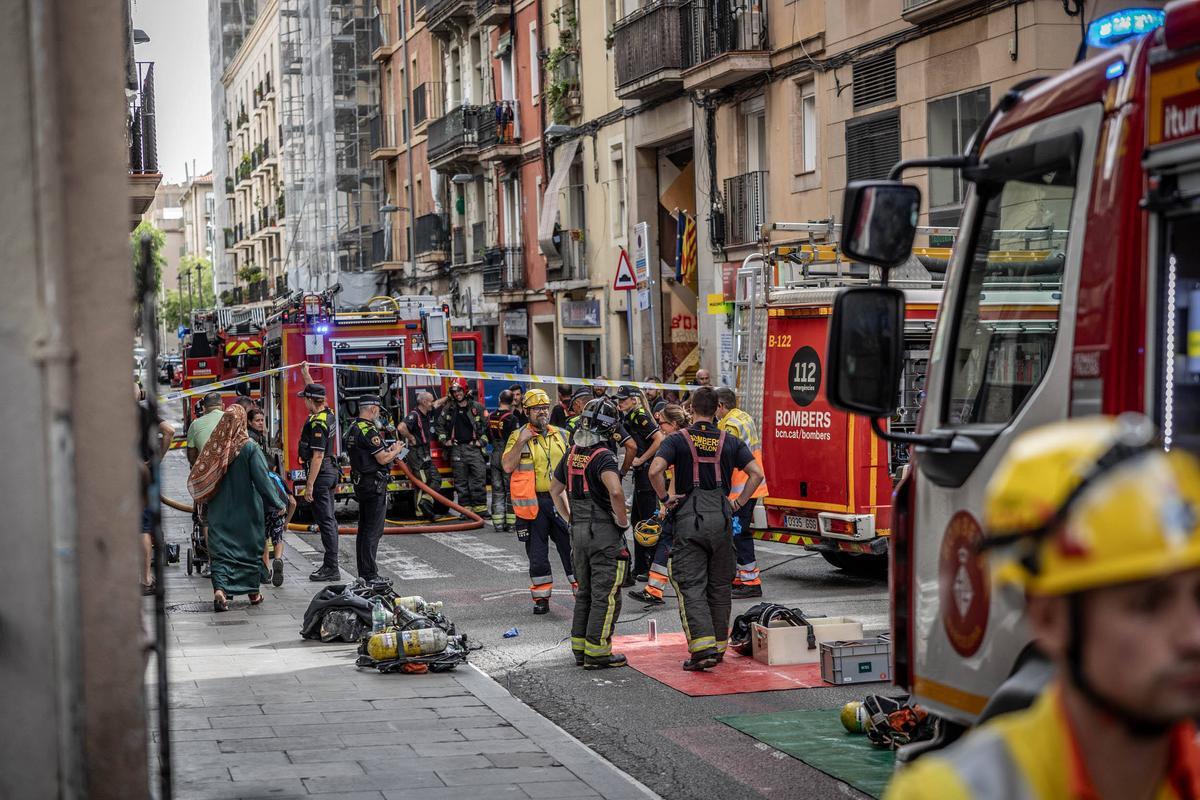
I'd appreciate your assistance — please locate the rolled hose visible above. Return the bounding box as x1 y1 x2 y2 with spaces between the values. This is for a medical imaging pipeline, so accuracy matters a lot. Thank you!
160 458 485 534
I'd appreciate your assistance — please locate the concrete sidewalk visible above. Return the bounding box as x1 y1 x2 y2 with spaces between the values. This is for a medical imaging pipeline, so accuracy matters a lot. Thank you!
152 531 660 800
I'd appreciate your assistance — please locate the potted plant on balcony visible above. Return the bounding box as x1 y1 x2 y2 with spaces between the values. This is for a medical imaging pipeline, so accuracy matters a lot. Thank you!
276 193 285 218
238 265 263 285
238 154 251 181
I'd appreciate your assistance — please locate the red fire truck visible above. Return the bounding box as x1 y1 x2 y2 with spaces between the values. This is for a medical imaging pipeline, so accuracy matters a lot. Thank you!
179 306 267 426
258 291 483 514
821 4 1200 736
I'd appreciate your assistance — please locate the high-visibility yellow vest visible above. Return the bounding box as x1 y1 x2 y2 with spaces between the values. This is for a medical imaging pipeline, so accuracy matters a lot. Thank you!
719 408 768 500
504 425 568 520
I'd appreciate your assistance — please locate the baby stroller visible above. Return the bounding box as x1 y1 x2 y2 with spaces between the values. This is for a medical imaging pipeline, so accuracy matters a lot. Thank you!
185 507 210 577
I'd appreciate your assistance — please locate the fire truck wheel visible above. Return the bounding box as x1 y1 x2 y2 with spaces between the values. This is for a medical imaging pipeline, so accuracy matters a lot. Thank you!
819 550 887 577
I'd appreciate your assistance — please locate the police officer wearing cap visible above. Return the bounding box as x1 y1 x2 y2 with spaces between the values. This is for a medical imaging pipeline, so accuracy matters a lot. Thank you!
298 364 340 581
345 395 405 582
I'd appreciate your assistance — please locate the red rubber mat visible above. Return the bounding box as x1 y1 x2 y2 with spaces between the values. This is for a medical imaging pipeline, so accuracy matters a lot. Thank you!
612 632 827 697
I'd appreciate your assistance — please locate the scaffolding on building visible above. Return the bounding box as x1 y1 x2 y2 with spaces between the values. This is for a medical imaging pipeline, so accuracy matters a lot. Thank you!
279 0 382 298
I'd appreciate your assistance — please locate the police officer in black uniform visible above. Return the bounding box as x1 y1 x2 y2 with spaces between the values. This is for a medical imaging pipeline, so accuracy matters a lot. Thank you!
298 378 341 581
615 385 665 583
550 397 631 670
345 395 405 582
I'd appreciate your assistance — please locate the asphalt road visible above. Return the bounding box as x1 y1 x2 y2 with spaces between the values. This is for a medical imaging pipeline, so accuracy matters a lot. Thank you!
157 397 890 799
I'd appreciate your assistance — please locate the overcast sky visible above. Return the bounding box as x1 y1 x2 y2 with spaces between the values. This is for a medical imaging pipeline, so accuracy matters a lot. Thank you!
133 0 213 185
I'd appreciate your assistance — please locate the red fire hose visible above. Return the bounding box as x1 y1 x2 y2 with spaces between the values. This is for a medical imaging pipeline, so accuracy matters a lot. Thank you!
160 459 485 534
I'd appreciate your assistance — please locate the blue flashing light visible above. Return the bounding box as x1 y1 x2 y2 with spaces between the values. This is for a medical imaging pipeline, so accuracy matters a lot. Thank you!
316 323 330 334
1105 59 1127 80
1086 9 1165 49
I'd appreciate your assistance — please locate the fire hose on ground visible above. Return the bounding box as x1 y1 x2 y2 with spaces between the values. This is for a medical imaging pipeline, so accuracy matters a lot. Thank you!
161 458 485 534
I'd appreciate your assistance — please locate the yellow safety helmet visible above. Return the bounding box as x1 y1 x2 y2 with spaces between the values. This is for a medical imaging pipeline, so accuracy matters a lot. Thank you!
523 388 550 408
633 517 662 548
983 414 1200 596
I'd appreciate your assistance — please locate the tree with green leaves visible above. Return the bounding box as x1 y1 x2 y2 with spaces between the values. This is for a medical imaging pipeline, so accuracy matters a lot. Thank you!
161 255 217 330
131 220 166 323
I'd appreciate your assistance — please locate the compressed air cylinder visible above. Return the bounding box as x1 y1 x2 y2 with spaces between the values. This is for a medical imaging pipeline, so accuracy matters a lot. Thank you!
366 628 449 661
1189 290 1200 374
396 596 444 613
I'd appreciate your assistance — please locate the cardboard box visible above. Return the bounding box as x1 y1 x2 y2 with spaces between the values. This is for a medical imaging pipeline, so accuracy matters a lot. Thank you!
820 638 892 685
751 616 864 665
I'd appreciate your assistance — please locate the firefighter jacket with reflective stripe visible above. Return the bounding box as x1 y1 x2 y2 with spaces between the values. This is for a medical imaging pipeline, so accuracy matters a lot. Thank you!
504 425 568 520
435 400 487 446
883 685 1200 800
719 408 768 500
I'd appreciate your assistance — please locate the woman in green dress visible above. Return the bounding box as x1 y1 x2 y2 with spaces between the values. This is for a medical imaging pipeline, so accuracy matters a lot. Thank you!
188 405 286 611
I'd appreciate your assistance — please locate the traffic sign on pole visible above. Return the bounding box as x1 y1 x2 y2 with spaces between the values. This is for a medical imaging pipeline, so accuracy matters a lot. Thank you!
613 248 637 291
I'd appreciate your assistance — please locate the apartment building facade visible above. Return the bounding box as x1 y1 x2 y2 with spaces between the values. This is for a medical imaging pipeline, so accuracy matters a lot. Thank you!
142 182 187 349
180 171 216 262
220 0 286 307
608 0 1145 384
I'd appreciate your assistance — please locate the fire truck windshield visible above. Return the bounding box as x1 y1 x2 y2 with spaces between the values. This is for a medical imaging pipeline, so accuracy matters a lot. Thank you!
943 135 1080 427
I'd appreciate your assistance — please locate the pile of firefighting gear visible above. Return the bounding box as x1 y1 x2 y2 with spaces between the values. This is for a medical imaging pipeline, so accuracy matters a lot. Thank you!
300 578 475 673
840 695 937 749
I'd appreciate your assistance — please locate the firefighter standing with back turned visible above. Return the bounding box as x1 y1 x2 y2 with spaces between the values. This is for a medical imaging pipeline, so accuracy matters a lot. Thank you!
503 388 573 615
436 378 489 515
885 414 1200 800
551 397 631 669
344 395 404 582
615 385 665 583
487 389 519 531
298 363 340 582
715 388 769 598
649 386 763 670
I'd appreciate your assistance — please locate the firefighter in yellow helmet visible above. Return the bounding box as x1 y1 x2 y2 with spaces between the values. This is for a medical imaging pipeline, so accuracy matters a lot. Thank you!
502 387 572 614
885 415 1200 800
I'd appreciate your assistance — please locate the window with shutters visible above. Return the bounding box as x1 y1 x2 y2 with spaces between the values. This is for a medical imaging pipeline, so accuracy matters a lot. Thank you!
845 109 900 183
852 51 897 111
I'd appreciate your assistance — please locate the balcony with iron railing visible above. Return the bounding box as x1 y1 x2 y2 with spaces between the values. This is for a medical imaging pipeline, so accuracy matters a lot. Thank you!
427 104 483 172
724 170 768 247
551 233 586 281
370 12 397 61
426 0 473 34
477 101 521 162
476 0 512 26
682 0 769 91
613 0 691 100
128 61 161 225
412 82 444 130
414 212 450 262
370 113 402 160
901 0 975 23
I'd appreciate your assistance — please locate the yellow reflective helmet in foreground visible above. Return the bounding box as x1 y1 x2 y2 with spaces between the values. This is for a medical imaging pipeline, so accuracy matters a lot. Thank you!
982 414 1200 596
523 388 550 408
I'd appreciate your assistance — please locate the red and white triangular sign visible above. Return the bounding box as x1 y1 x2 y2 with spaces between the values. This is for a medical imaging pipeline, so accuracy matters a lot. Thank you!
613 248 637 291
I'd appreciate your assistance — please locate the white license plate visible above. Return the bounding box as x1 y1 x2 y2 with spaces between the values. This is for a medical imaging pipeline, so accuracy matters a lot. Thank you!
784 515 818 532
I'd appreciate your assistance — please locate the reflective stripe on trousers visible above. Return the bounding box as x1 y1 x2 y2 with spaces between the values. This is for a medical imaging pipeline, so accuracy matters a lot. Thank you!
570 497 626 658
669 488 735 654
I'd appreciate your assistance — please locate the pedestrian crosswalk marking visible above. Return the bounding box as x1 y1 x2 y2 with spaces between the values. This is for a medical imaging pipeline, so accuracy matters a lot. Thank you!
375 549 452 581
424 532 527 573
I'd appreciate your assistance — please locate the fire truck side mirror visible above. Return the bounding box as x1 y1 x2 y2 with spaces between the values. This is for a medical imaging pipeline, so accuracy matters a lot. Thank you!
826 287 905 419
840 181 920 270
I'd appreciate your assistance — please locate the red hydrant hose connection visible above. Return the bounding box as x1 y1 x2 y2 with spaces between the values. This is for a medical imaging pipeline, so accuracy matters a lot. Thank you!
160 458 486 535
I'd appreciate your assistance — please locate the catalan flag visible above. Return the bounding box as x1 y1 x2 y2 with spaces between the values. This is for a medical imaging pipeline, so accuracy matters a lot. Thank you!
681 213 698 292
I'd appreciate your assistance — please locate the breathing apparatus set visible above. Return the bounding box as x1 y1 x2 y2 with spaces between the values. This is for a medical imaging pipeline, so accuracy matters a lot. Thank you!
300 577 476 673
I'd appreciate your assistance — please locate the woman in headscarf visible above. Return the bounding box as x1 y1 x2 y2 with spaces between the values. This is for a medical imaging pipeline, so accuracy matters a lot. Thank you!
188 405 286 611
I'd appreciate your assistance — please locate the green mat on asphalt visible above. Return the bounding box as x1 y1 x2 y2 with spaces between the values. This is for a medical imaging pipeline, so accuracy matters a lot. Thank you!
716 709 896 798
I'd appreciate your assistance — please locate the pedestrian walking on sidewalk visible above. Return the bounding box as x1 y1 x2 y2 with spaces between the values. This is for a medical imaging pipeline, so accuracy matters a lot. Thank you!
298 364 340 581
551 397 632 669
487 390 519 531
346 395 404 582
436 378 489 515
885 415 1200 800
398 390 446 518
715 388 769 599
629 403 688 606
649 387 763 670
503 388 572 614
187 405 285 611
